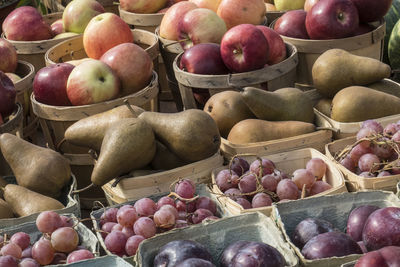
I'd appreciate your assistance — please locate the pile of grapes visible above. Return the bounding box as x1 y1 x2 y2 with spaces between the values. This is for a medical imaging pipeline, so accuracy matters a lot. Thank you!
0 211 94 266
337 120 400 177
99 180 220 257
215 156 333 209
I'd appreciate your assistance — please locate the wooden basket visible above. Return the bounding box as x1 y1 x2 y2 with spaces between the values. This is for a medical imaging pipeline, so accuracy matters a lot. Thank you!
173 42 298 109
326 136 400 192
266 11 284 26
102 152 223 203
211 148 347 217
269 20 385 86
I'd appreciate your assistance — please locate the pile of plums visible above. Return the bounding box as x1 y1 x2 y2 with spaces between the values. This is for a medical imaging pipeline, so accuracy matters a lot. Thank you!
215 156 332 209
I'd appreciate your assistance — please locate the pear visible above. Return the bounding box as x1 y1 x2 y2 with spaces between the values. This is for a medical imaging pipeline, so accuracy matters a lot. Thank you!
241 87 314 123
312 49 391 97
151 141 187 170
65 105 144 151
91 118 156 186
331 86 400 122
366 79 400 98
138 110 221 162
4 184 64 217
0 176 8 198
227 119 316 144
0 133 71 198
0 198 14 219
315 98 332 117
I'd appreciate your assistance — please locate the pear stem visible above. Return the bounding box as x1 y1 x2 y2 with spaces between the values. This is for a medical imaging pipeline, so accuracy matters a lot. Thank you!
88 149 98 160
72 183 95 194
162 38 190 48
112 174 131 187
123 99 137 117
56 138 66 153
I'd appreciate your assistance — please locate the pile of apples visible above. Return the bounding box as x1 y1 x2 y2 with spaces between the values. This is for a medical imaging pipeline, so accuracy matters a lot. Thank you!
98 179 220 257
0 211 94 266
215 156 333 209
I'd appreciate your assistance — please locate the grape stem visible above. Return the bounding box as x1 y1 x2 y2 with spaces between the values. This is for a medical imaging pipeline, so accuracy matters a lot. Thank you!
168 192 199 203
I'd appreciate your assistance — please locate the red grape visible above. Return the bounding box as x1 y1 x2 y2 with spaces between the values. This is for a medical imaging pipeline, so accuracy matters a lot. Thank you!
134 198 157 217
249 158 275 176
359 172 375 178
191 209 214 224
195 196 217 215
60 215 74 227
392 131 400 142
292 169 315 190
159 204 178 219
215 169 239 192
101 222 117 238
340 156 356 172
117 206 138 227
125 235 145 256
100 207 118 224
174 179 196 199
122 226 135 239
261 174 278 192
32 239 55 265
356 127 376 148
178 211 187 220
133 217 156 238
176 200 196 213
372 138 394 159
276 179 299 200
251 193 272 208
51 227 79 253
156 196 176 209
236 198 252 209
19 258 40 267
175 220 189 228
230 157 250 176
51 252 67 264
377 171 392 177
21 247 32 259
238 173 257 194
384 123 400 136
66 249 94 264
0 255 18 267
154 209 176 228
309 181 332 195
112 224 123 232
361 120 383 133
224 188 242 201
358 153 380 172
104 231 127 255
1 243 21 259
36 211 62 234
306 158 327 180
349 144 372 163
10 232 30 250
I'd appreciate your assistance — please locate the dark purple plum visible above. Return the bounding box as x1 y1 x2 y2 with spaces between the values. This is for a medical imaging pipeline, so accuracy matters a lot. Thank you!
228 242 286 267
355 246 400 267
220 240 251 266
346 205 380 242
176 258 215 267
230 157 250 176
292 218 337 249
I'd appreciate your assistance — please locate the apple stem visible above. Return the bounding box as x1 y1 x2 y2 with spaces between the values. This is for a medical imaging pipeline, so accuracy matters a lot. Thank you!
337 12 344 21
162 38 190 48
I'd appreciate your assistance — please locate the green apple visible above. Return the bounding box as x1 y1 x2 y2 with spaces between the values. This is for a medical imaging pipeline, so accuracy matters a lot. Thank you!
63 0 105 33
274 0 305 11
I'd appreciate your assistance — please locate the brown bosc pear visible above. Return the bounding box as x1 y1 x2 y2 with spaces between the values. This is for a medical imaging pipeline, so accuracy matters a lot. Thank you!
4 184 64 217
64 105 145 151
91 118 156 186
241 87 315 123
0 133 71 198
331 86 400 122
0 198 14 219
151 141 188 170
315 98 332 117
138 110 221 162
312 49 391 97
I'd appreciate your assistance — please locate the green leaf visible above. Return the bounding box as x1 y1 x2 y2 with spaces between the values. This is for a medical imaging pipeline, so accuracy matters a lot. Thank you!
16 0 33 7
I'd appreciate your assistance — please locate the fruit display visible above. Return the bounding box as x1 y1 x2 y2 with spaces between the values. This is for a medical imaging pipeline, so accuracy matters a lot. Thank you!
0 71 17 126
354 246 400 266
62 0 105 34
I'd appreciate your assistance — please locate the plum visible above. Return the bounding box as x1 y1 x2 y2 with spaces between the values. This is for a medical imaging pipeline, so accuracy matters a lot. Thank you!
301 232 362 260
346 205 380 242
355 246 400 267
230 157 250 176
176 258 215 267
153 240 212 267
292 218 337 249
220 240 250 266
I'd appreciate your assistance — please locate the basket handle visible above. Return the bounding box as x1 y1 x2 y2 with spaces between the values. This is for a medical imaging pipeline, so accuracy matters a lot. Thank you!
372 178 400 190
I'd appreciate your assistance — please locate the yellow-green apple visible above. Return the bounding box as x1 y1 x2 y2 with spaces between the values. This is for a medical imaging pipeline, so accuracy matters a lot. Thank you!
51 19 64 36
350 0 392 23
220 24 269 73
120 0 168 13
53 32 80 39
266 3 277 11
189 0 221 12
217 0 266 29
274 0 305 11
5 73 21 83
306 0 359 40
304 0 319 12
256 26 286 65
2 6 53 41
159 1 197 40
65 58 92 66
100 43 153 96
0 39 17 73
0 71 16 117
83 13 133 59
63 0 105 33
178 8 227 50
274 10 309 39
66 59 120 106
33 63 74 106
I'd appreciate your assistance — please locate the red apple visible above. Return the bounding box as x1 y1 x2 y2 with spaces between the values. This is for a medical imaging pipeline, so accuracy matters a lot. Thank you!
166 0 186 7
33 63 74 106
0 39 17 73
100 43 153 96
256 25 286 65
0 71 16 117
217 0 266 29
304 0 319 12
353 23 375 36
66 59 120 106
350 0 392 23
189 0 221 12
220 24 269 73
274 10 309 39
62 0 105 34
355 246 400 267
305 0 359 40
159 1 197 40
50 19 64 36
0 114 3 126
120 0 168 13
178 8 227 50
2 6 53 41
83 13 133 59
158 7 169 13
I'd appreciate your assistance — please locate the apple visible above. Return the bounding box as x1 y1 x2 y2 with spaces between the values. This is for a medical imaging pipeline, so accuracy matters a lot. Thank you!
66 59 120 106
256 25 286 65
100 43 153 96
0 71 16 117
158 7 169 13
350 0 392 23
0 39 17 73
178 8 227 50
83 13 133 59
355 246 400 267
166 0 186 6
2 6 53 41
274 10 309 39
304 0 319 12
274 0 305 11
192 88 210 107
33 63 75 106
220 24 269 73
217 0 266 29
65 58 92 67
51 19 64 36
159 1 197 40
265 3 277 11
305 0 359 40
53 32 80 39
189 0 221 12
353 23 375 36
63 0 105 34
120 0 168 13
0 114 3 126
5 73 21 83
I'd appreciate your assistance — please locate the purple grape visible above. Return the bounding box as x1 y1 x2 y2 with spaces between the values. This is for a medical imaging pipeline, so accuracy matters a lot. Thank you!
230 157 250 176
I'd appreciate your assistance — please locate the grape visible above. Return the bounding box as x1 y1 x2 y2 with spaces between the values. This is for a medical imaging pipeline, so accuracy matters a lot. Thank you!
134 198 157 216
261 174 278 192
383 123 400 136
1 243 21 259
349 144 372 163
51 252 67 264
358 153 380 172
272 170 284 182
133 217 156 238
0 255 18 267
276 179 299 200
176 200 196 213
157 196 176 209
32 239 54 265
160 205 179 219
372 138 394 159
195 196 216 215
36 211 62 234
100 207 118 224
0 236 4 249
125 235 145 256
174 179 196 199
292 169 315 190
236 198 252 209
175 220 189 228
101 222 117 239
66 249 94 264
191 209 214 224
19 258 40 267
51 227 79 253
238 173 257 194
359 172 375 178
392 131 400 142
154 209 176 228
111 223 123 232
377 171 392 177
224 188 242 201
122 226 135 239
230 157 250 176
249 158 275 176
306 158 327 180
60 215 74 227
361 120 383 133
104 231 127 255
340 156 356 172
10 232 30 250
309 181 332 195
251 193 272 208
117 206 138 227
22 247 32 258
356 127 376 148
215 169 239 192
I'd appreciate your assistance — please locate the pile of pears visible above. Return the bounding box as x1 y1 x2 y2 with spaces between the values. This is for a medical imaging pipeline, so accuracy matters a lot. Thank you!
312 49 400 122
64 105 221 187
0 134 71 219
